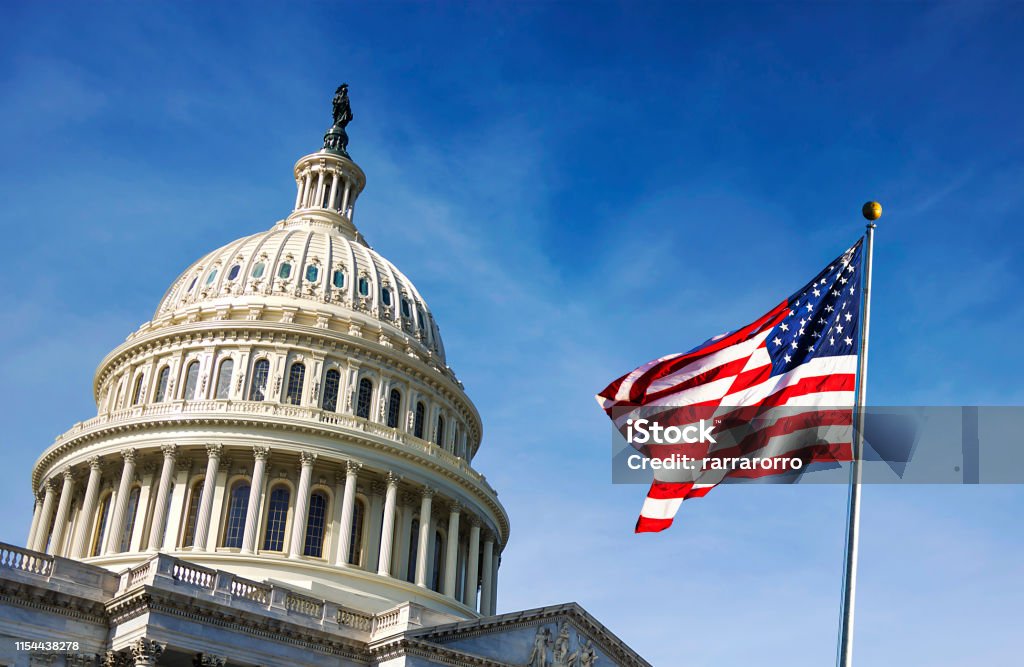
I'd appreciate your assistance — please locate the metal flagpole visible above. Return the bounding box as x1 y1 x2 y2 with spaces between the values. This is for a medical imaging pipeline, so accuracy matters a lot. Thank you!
837 201 881 667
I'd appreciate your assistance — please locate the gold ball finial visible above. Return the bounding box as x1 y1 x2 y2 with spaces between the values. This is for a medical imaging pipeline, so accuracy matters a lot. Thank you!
862 201 882 221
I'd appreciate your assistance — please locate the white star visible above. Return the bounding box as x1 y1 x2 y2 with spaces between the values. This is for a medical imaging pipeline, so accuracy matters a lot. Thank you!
807 344 814 351
849 286 856 295
836 323 843 334
844 336 853 345
780 323 789 332
813 288 821 297
773 337 783 347
799 327 805 335
791 341 798 349
829 336 835 345
846 264 855 273
845 312 853 322
839 276 848 285
832 290 840 297
784 354 792 363
800 317 807 326
805 302 813 312
818 317 826 325
825 305 834 313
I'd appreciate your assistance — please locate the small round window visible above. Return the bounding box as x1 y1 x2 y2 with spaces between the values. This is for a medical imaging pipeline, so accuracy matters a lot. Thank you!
401 298 411 318
381 288 392 307
227 264 240 281
358 276 369 296
278 263 292 279
305 265 319 282
205 269 218 285
332 270 345 289
251 262 265 278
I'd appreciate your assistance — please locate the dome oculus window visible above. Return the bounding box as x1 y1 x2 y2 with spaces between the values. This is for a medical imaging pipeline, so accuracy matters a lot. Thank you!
251 262 266 279
278 263 292 280
205 269 218 286
305 265 319 282
332 270 345 289
358 276 369 297
227 264 240 281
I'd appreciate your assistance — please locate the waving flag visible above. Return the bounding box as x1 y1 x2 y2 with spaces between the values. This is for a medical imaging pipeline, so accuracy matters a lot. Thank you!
597 239 864 532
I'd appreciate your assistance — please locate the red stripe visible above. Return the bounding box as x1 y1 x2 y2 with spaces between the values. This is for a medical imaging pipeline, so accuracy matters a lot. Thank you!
647 481 694 499
758 373 856 409
641 356 751 404
635 516 674 533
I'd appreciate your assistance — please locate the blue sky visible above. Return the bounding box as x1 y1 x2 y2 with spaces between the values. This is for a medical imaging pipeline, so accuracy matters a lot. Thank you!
1 2 1023 665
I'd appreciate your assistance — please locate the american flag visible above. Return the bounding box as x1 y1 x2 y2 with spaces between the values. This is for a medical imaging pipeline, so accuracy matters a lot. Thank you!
597 239 864 532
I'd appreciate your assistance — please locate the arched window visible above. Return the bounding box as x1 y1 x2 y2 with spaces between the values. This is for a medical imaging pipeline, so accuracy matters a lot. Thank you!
406 518 419 582
358 276 370 297
91 493 112 557
386 389 402 428
435 415 445 447
154 367 170 403
332 269 345 289
251 262 266 279
286 363 305 405
131 375 145 405
303 492 328 558
222 482 250 548
381 288 392 307
263 486 290 551
414 402 426 439
215 359 234 399
181 479 204 548
278 262 292 280
118 487 142 552
249 359 270 401
183 361 200 400
227 264 240 281
355 378 373 419
322 369 341 412
306 264 320 282
431 530 445 591
348 499 365 565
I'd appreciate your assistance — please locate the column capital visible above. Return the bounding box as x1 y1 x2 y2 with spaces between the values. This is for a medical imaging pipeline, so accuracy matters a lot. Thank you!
206 443 223 458
385 471 401 487
88 456 103 470
299 451 317 466
253 445 271 460
421 486 435 499
130 638 165 666
44 477 59 492
469 515 482 528
160 444 178 459
192 653 226 667
449 500 462 515
61 467 75 481
122 448 137 463
345 459 363 475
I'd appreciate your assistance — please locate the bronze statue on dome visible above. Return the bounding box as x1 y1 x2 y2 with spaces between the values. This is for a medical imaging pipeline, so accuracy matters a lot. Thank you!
332 84 353 128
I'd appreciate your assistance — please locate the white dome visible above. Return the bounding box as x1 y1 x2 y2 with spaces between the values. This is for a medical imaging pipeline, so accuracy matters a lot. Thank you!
155 218 447 364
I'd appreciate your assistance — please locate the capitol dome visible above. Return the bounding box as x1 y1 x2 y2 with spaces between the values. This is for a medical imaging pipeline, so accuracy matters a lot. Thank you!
24 88 508 621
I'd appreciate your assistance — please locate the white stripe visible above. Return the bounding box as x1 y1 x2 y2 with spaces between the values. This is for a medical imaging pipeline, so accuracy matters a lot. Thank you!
645 335 763 395
614 353 684 402
724 355 857 405
639 495 684 520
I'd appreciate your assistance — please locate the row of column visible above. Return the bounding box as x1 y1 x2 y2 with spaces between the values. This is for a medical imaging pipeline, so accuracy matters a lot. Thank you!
295 166 354 217
26 445 501 615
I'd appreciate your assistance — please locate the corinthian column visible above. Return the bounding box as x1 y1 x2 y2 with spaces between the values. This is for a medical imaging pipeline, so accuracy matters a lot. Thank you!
288 451 316 558
72 457 103 558
147 445 177 551
26 490 44 550
414 487 434 587
106 449 137 554
130 638 165 667
241 446 270 554
335 460 361 566
376 472 400 576
31 480 58 551
443 502 461 597
480 535 494 615
464 518 481 607
48 469 76 556
191 444 222 551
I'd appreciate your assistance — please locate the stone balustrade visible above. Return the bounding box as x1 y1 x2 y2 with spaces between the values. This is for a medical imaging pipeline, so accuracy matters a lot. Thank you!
44 398 494 493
